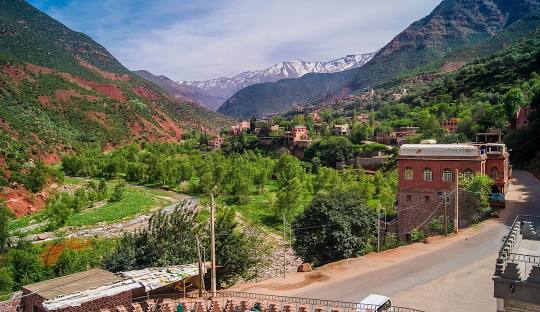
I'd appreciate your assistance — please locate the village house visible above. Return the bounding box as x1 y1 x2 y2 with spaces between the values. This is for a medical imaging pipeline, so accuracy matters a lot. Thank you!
356 113 370 124
208 136 224 150
396 142 510 236
442 118 460 133
270 124 280 132
515 106 536 129
333 124 350 136
376 127 418 146
229 121 250 135
16 265 204 312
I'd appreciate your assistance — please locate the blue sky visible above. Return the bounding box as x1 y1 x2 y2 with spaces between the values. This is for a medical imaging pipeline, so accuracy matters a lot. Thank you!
28 0 441 81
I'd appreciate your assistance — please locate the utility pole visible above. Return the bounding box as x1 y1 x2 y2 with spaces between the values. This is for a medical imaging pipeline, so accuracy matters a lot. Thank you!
210 194 217 297
377 210 380 252
196 235 205 297
443 192 448 236
282 213 286 278
454 169 459 233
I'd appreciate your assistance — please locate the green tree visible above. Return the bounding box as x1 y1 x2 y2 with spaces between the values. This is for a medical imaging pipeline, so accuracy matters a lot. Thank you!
103 201 204 271
214 207 263 286
305 137 354 168
0 267 14 294
53 249 90 276
293 191 376 266
275 177 302 221
109 180 126 202
460 173 494 209
8 244 45 288
0 200 14 252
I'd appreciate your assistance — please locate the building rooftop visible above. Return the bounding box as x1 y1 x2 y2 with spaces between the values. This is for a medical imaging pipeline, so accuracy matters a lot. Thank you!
399 144 481 157
23 269 122 300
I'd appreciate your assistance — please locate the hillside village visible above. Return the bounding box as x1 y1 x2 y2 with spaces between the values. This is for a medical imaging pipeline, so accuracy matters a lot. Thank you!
1 0 540 312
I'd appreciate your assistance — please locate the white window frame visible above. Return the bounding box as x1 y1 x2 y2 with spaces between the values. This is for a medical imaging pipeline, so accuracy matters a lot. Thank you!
423 168 433 181
442 169 453 182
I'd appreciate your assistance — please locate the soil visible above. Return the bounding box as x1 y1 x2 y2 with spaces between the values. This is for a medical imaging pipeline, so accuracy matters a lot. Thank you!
76 56 129 81
2 64 31 85
133 86 160 101
0 187 46 216
442 61 466 73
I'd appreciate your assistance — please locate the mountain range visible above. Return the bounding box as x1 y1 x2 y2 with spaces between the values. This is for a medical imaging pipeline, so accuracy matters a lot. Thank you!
136 53 375 111
217 0 540 119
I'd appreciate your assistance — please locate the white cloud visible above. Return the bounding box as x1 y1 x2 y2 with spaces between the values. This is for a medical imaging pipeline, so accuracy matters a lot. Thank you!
30 0 442 81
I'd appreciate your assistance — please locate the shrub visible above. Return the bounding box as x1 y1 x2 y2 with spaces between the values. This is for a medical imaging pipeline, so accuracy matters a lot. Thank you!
410 228 426 242
109 180 126 202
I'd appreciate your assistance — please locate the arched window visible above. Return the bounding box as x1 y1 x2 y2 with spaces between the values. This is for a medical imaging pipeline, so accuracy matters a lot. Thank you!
491 167 498 179
423 168 433 181
464 168 473 178
404 167 413 180
442 168 453 182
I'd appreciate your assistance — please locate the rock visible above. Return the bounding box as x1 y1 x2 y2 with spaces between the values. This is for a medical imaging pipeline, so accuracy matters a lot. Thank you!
36 233 48 241
490 211 500 218
297 263 312 272
422 237 433 244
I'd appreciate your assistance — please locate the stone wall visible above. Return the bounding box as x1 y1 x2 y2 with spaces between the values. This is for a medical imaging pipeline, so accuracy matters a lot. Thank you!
0 298 20 312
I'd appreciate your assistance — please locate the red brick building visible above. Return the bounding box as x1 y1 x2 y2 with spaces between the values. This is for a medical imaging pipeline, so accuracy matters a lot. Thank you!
396 143 509 236
442 118 460 133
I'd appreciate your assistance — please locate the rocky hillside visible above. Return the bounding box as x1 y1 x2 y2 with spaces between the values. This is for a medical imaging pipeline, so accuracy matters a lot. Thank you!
0 0 232 165
218 0 540 119
134 70 223 111
179 53 375 103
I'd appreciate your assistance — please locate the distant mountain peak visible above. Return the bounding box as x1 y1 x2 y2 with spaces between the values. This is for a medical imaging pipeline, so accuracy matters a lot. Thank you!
176 52 375 101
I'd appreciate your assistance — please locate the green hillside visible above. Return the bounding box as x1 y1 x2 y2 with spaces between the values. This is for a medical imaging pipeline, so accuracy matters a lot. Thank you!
0 0 232 168
218 0 540 119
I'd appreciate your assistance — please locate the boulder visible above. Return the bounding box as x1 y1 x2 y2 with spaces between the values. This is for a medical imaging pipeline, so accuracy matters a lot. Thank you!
490 211 500 218
297 263 312 272
36 233 48 240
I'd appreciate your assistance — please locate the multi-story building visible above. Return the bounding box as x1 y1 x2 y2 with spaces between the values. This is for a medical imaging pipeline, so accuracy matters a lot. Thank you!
396 142 510 236
208 136 224 150
442 118 460 133
333 124 350 136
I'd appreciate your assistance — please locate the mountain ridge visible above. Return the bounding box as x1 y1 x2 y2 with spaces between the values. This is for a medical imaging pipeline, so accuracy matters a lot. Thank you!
217 0 540 119
177 53 375 103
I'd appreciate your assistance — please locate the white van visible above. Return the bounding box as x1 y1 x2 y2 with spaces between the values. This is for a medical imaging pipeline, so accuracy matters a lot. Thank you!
358 294 393 312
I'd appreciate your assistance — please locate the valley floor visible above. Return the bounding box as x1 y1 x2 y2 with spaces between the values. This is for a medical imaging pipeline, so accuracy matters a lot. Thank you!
231 170 540 311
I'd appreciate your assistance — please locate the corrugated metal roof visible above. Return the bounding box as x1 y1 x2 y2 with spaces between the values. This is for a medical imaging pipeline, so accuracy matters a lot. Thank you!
43 280 140 310
119 264 201 292
40 264 202 311
399 144 480 157
23 269 121 300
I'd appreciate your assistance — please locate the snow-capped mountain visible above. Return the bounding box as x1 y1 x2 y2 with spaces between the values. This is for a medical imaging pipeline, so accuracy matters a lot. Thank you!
177 52 375 102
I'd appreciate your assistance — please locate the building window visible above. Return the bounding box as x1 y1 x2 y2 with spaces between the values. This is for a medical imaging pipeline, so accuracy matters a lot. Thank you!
445 195 451 204
464 168 473 178
491 167 498 179
423 168 433 181
424 195 430 203
442 168 453 182
404 167 413 180
406 195 412 202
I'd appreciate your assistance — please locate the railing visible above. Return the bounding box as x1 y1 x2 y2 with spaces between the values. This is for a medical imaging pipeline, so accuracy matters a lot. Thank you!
508 253 540 265
140 291 425 312
213 291 425 312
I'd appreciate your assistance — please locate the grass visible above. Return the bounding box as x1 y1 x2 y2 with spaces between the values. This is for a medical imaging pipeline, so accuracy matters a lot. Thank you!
223 180 313 233
9 177 177 233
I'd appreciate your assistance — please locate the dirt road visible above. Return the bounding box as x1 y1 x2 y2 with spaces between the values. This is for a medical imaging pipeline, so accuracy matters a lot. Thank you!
232 170 540 311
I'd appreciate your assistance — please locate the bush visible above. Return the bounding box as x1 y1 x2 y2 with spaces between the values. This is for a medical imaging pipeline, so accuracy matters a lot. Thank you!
410 228 426 242
109 180 126 202
293 191 377 266
383 233 400 250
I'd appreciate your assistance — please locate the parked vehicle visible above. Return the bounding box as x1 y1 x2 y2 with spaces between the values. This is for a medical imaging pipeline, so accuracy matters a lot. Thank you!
358 294 392 312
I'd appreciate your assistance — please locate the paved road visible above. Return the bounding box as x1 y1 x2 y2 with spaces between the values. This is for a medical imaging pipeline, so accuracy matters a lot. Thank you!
291 170 540 303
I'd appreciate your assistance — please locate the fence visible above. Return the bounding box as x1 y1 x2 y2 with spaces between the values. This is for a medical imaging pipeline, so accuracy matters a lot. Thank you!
143 291 424 312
